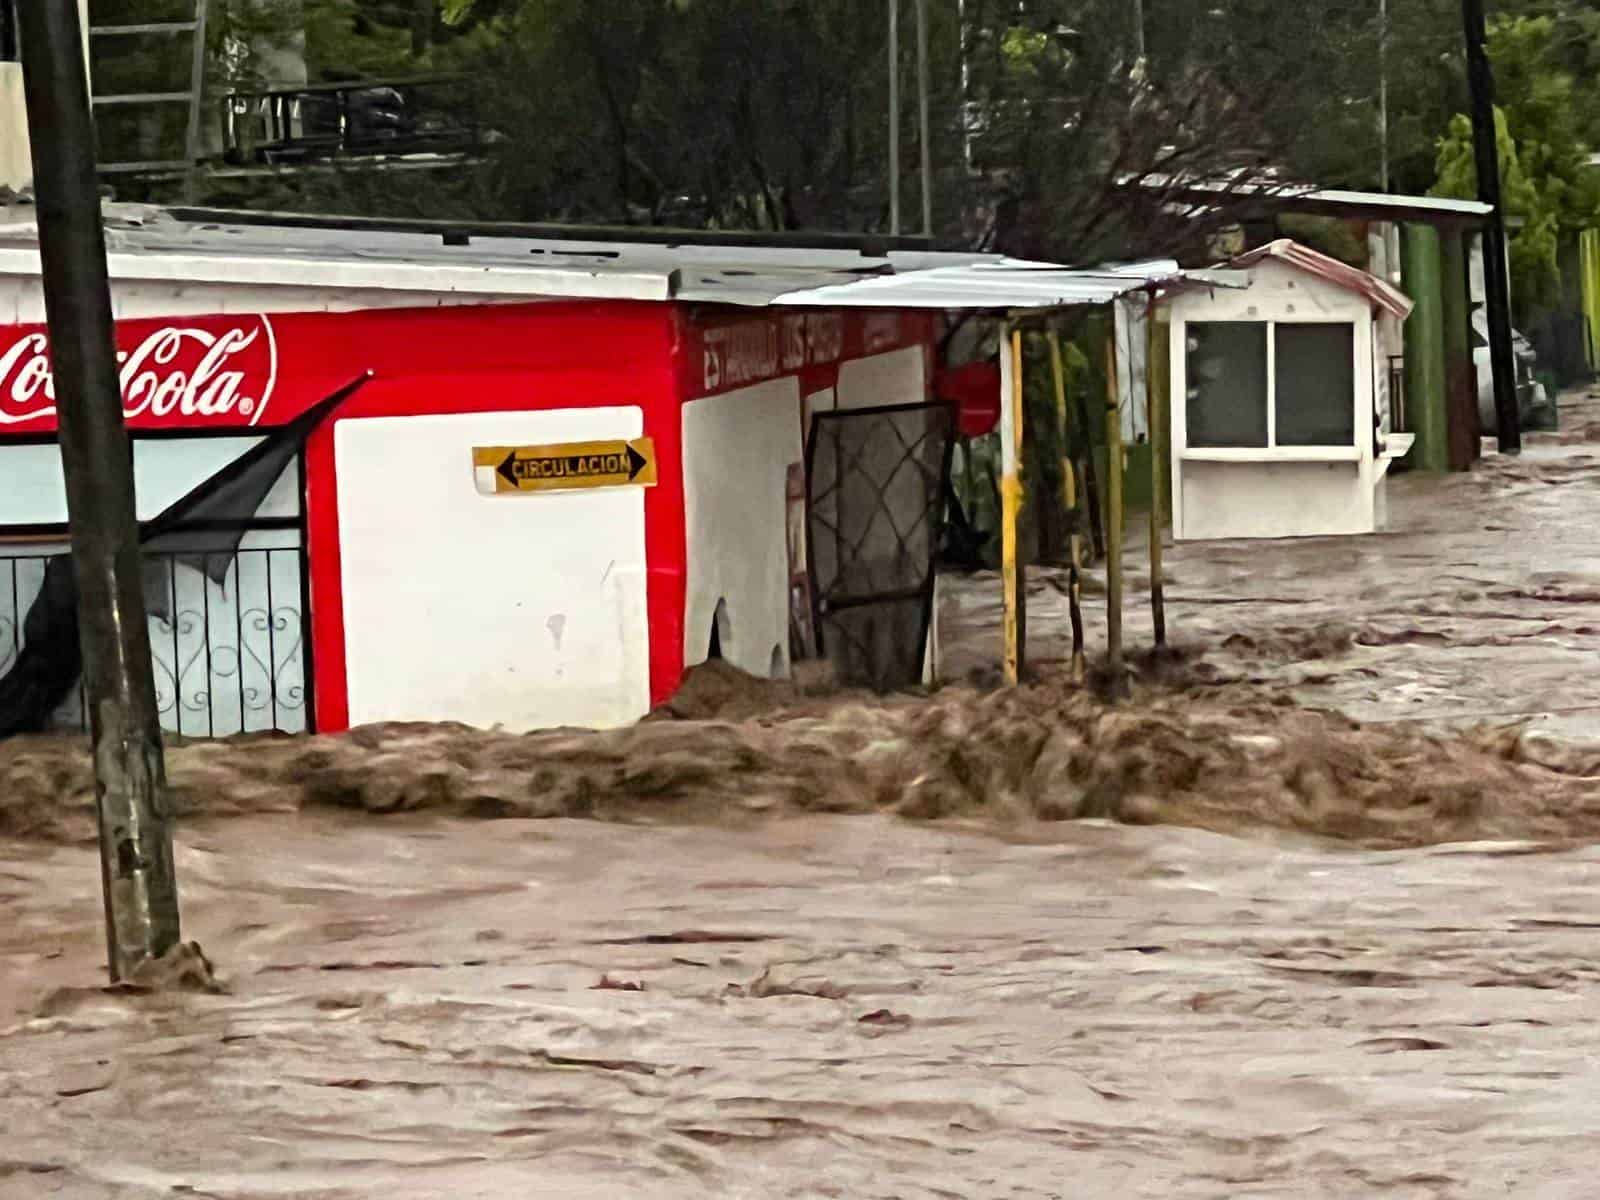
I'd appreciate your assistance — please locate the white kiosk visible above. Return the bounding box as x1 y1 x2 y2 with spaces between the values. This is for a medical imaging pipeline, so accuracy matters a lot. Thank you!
1168 240 1415 541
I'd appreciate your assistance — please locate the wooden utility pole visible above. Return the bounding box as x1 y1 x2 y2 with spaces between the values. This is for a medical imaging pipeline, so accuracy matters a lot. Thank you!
17 0 183 982
1461 0 1522 454
1048 330 1086 681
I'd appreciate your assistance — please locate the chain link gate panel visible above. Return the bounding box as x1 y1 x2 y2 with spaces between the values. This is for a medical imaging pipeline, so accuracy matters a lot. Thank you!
805 402 956 691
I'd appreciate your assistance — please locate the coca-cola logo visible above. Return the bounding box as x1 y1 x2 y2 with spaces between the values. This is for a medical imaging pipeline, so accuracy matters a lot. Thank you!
0 315 278 427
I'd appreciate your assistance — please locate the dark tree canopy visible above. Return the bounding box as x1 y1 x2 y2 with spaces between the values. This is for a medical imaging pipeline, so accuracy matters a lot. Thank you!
88 0 1600 275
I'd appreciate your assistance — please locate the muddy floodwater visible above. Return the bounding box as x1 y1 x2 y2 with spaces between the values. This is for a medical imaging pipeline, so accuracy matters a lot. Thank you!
5 396 1600 1197
945 391 1600 744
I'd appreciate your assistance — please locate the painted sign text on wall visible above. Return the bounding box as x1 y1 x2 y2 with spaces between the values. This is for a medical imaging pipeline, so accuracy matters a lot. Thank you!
701 313 850 394
0 315 278 428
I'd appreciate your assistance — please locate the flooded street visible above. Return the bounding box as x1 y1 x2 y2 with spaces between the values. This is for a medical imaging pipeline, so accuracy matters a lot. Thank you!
945 389 1600 744
6 395 1600 1197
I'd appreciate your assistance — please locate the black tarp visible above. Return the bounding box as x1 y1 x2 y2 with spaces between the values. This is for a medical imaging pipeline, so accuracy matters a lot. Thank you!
0 557 81 736
0 374 368 737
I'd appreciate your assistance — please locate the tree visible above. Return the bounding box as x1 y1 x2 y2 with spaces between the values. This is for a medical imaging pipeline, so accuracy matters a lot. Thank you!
1431 15 1600 320
88 0 1600 279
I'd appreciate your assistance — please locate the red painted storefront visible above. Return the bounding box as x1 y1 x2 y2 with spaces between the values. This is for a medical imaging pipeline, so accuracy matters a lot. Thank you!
0 299 944 732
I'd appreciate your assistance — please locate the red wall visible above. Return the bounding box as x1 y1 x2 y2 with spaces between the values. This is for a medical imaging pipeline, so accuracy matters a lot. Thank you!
0 299 945 732
294 301 686 731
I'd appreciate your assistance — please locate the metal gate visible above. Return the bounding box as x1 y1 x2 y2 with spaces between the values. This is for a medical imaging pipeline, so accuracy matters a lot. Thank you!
0 545 310 738
805 402 955 691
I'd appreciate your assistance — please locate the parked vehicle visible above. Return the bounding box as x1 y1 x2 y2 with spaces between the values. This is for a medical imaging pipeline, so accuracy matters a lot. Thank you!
1473 309 1548 431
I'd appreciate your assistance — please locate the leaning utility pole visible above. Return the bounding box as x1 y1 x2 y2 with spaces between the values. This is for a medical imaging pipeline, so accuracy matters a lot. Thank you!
1461 0 1522 454
17 0 183 982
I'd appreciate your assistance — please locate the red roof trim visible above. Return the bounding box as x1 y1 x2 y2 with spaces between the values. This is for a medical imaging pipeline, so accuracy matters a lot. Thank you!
1227 239 1415 321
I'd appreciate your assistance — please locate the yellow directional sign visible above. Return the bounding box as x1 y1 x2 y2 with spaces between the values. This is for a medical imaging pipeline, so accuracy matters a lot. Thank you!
473 437 658 495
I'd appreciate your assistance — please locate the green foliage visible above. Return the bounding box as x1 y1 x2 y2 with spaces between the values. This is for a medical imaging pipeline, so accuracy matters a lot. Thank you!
1431 16 1600 320
82 0 1600 277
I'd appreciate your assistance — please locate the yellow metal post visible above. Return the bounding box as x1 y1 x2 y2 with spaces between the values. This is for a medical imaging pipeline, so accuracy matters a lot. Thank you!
1145 294 1167 646
1104 320 1125 688
1000 324 1026 685
1048 330 1086 681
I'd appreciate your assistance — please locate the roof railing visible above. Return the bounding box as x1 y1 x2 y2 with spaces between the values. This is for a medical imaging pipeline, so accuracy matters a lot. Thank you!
218 75 483 167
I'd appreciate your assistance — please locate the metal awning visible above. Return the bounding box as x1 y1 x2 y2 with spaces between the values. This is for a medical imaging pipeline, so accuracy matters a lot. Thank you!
768 258 1247 311
1129 177 1494 227
0 204 1247 312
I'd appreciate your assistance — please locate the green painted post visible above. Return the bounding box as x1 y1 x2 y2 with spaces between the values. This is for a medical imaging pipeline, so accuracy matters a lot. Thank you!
1401 224 1451 473
1582 230 1600 374
1439 229 1478 469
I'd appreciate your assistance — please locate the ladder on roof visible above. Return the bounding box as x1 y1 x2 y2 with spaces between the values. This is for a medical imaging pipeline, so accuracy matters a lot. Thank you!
89 0 210 202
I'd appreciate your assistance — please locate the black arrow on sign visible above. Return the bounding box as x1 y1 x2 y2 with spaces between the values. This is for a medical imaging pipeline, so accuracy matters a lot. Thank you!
626 443 649 481
497 452 519 488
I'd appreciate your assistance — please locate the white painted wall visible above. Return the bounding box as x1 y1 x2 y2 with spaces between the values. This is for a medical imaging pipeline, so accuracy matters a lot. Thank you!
0 1 92 191
1168 259 1385 542
336 407 650 732
0 274 535 326
1178 460 1370 541
836 345 925 410
681 344 938 685
0 67 28 194
0 436 296 525
682 377 803 677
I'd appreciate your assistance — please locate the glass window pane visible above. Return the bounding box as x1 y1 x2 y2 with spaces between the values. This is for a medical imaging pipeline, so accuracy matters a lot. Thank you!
1185 322 1268 448
1275 324 1356 446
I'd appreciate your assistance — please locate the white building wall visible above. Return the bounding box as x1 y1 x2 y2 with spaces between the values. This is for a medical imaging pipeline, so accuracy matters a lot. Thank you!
0 274 524 325
681 343 937 684
0 1 92 192
335 406 650 732
682 376 802 678
1169 260 1381 542
0 435 294 525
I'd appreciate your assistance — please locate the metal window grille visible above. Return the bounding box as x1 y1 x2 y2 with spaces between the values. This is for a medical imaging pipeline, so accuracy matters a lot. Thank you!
0 548 308 738
1388 355 1407 432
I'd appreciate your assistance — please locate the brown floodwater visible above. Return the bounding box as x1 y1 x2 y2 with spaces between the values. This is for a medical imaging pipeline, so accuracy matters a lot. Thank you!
5 392 1600 1198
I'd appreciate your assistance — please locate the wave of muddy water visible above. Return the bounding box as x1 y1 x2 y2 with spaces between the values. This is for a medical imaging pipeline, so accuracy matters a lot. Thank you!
5 396 1600 1197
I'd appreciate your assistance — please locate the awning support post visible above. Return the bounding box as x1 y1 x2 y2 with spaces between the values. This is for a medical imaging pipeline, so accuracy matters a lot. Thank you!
1048 328 1085 681
1000 323 1026 685
1145 292 1167 646
1104 319 1126 693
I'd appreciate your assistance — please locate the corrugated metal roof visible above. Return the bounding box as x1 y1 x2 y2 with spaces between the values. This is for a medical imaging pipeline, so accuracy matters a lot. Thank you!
0 204 1243 312
1227 239 1414 320
772 258 1247 310
1286 187 1492 218
1131 176 1493 223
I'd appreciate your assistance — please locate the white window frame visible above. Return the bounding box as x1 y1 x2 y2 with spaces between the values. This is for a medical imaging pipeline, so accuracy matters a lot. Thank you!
1176 316 1365 464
